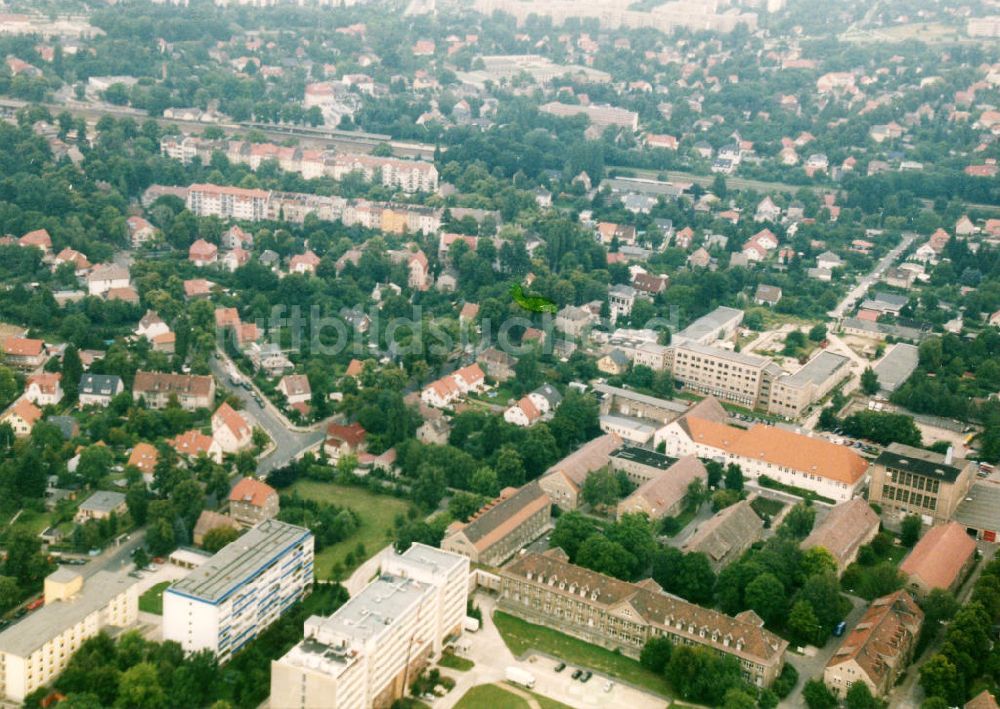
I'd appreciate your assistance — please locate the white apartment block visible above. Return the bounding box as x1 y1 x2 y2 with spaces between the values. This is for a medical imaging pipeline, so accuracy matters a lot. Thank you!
270 544 468 709
187 183 271 221
0 569 138 703
330 154 439 193
163 520 313 662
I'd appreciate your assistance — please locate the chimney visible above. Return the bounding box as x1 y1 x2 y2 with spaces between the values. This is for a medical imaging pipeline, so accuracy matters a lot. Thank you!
945 446 954 465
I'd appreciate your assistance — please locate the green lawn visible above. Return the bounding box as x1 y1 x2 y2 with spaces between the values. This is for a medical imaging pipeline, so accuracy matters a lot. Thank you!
492 611 672 698
454 684 573 709
10 509 54 536
750 496 786 519
139 581 171 615
439 651 474 671
288 481 413 578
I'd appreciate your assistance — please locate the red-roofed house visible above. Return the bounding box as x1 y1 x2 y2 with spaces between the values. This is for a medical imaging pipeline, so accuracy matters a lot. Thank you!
212 402 253 454
2 336 46 369
25 372 63 406
277 374 311 407
289 250 320 275
504 396 541 427
189 239 218 267
324 422 367 461
170 430 223 464
228 478 279 526
19 229 51 253
126 216 157 247
1 398 42 436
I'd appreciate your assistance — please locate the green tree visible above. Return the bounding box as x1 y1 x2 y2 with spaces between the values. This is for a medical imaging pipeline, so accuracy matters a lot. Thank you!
808 323 828 342
846 681 884 709
202 526 240 553
788 599 822 646
744 572 786 626
722 688 757 709
900 514 922 547
412 463 446 510
919 655 962 705
576 534 633 580
447 492 485 522
580 468 622 509
115 662 165 709
0 576 19 612
861 367 880 396
639 636 672 673
780 502 816 539
549 512 596 561
724 463 744 492
802 678 838 709
62 345 83 400
131 548 149 570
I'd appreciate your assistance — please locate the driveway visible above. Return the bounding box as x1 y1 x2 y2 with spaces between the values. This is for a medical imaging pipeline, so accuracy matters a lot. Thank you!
437 594 668 709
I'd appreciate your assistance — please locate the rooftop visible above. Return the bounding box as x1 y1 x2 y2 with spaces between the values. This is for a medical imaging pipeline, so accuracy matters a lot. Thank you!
0 571 136 657
954 482 1000 533
780 351 850 388
610 445 676 470
872 344 919 394
875 442 967 483
675 306 743 344
900 522 977 591
78 490 126 513
167 519 311 604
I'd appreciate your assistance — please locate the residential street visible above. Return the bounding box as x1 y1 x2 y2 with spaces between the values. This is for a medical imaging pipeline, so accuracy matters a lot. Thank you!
829 232 918 319
209 353 326 475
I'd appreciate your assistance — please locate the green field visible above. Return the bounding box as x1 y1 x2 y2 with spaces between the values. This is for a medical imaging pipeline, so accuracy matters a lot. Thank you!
288 481 413 578
9 509 54 536
493 611 672 698
439 651 474 671
454 683 573 709
139 581 171 615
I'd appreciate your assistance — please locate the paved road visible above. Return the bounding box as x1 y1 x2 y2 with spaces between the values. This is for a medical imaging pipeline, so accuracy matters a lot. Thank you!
208 355 325 475
829 232 918 319
783 594 869 707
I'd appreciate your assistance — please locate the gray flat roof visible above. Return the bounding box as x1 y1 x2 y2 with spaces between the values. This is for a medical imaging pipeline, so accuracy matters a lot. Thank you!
611 446 676 470
601 414 656 434
781 351 850 388
676 340 770 369
676 306 744 344
873 343 919 393
0 571 136 657
79 490 126 513
167 519 311 604
953 482 1000 532
591 383 688 413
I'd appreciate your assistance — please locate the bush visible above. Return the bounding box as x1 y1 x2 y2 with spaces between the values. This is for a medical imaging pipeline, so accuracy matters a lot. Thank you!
772 663 799 699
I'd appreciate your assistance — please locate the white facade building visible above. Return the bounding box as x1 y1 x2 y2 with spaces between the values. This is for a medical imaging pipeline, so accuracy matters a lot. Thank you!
163 520 313 662
270 544 468 709
186 184 271 221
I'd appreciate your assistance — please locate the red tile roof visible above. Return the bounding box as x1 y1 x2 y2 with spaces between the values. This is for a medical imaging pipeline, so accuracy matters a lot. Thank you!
229 477 277 507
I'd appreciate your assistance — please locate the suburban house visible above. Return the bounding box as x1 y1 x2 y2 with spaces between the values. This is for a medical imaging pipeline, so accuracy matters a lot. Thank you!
477 347 518 382
289 250 320 275
799 497 880 574
19 228 52 253
1 398 42 436
86 264 131 296
899 522 977 595
228 478 280 527
824 591 923 699
25 373 63 406
170 430 223 464
74 491 128 523
442 482 552 567
127 442 158 478
324 422 367 462
193 510 240 547
754 285 782 306
2 336 46 369
277 374 312 408
132 372 216 411
211 402 253 454
78 374 124 407
126 216 158 246
188 239 219 267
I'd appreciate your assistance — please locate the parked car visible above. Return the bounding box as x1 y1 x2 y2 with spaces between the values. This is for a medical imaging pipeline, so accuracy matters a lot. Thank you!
604 681 614 693
571 669 582 680
834 620 847 636
554 662 566 673
580 671 592 683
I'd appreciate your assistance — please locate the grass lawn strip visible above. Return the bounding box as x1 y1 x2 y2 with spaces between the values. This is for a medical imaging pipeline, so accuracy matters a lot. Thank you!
138 581 171 615
492 611 672 698
288 480 412 577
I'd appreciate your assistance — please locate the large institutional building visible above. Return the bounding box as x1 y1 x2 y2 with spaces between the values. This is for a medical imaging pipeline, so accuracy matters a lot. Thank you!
867 443 977 526
270 544 468 709
163 519 313 662
499 549 788 687
0 569 138 702
655 396 869 502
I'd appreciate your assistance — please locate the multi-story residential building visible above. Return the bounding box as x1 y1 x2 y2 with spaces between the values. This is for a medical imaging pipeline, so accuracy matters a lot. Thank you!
132 371 215 410
608 284 637 322
86 263 131 296
270 544 468 709
799 497 880 575
499 550 787 687
228 478 280 527
163 519 313 662
329 154 438 193
867 443 977 526
212 402 253 454
824 591 922 699
442 482 552 566
1 398 42 436
25 372 62 406
655 397 869 502
186 183 270 221
0 569 138 702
